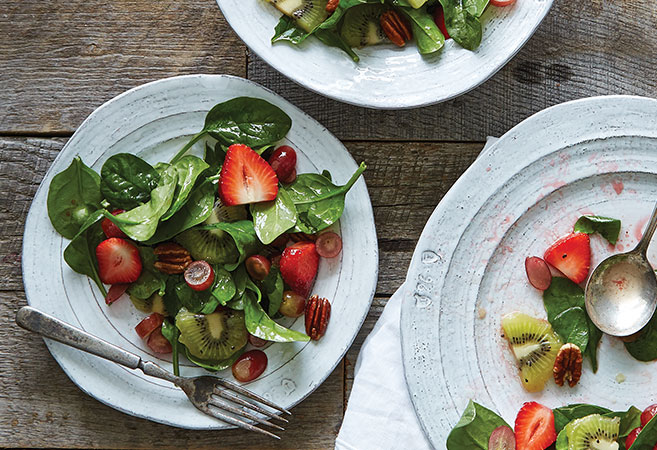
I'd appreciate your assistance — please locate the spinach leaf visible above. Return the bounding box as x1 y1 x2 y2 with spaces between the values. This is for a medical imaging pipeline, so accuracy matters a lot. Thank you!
318 0 381 30
446 400 509 449
284 162 366 233
314 28 360 62
161 276 183 317
624 312 657 361
543 277 601 371
244 291 310 342
629 412 657 449
144 180 214 245
47 156 103 239
184 346 244 372
251 189 297 245
63 211 107 297
465 0 489 17
553 404 612 433
161 156 209 220
161 319 180 376
201 267 237 313
261 267 284 316
616 406 642 438
196 220 262 270
127 247 166 300
232 264 248 301
401 6 445 55
554 405 641 448
272 15 310 44
574 215 622 245
104 165 179 241
204 142 225 173
100 153 160 209
174 282 212 313
438 0 482 50
171 98 291 164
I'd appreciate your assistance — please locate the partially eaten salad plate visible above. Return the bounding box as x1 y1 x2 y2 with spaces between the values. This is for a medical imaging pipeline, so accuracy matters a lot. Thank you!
22 74 378 429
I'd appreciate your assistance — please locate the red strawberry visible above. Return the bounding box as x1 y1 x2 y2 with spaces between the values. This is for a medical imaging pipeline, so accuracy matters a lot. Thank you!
626 427 641 449
219 144 278 206
101 209 127 238
543 233 591 284
279 241 319 298
96 238 142 284
514 402 556 450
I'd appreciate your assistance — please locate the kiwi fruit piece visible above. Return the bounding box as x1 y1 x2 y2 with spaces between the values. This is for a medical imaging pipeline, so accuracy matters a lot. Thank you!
269 0 329 33
130 293 167 315
565 414 619 450
340 4 388 48
207 199 247 226
176 308 247 361
501 312 562 392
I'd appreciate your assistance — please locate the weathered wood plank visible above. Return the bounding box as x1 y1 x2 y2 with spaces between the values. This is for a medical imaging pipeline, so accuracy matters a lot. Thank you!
248 0 657 141
0 0 246 134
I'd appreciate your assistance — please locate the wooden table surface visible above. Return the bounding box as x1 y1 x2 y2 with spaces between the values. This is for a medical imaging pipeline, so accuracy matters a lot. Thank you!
1 0 655 448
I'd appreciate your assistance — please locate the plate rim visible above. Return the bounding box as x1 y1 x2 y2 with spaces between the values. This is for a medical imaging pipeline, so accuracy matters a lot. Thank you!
215 0 554 110
21 73 379 429
400 94 657 447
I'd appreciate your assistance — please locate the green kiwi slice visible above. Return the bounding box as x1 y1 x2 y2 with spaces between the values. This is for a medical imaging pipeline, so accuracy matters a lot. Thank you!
565 414 619 450
501 312 562 392
130 293 167 315
269 0 329 33
340 4 388 48
176 308 247 361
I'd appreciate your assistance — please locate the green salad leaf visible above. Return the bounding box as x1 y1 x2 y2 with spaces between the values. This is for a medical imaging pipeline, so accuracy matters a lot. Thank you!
47 157 103 239
100 153 160 210
127 247 166 300
553 404 612 433
624 312 657 361
196 220 262 270
574 215 622 245
161 319 180 376
251 188 297 245
465 0 489 18
162 156 209 220
174 282 212 313
261 267 285 316
401 6 445 55
63 211 107 297
244 290 310 342
438 0 482 50
272 15 310 44
314 28 361 62
446 400 510 449
204 142 225 173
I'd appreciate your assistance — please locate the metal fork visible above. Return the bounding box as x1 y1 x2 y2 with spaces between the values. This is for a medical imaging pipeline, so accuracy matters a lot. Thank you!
15 306 289 439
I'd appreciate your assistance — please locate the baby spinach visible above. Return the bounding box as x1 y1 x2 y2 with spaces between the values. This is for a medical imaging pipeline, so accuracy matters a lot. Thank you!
284 162 366 233
100 153 160 210
243 291 310 342
161 319 180 376
465 0 489 17
543 277 602 371
314 28 361 62
196 220 262 270
553 404 612 433
261 267 284 316
446 400 509 449
127 247 166 300
272 15 310 44
63 212 107 297
438 0 482 50
201 267 237 313
319 0 382 30
401 6 445 55
47 157 103 239
161 276 184 318
251 188 297 245
204 142 225 173
170 98 292 164
104 165 178 241
624 312 657 361
174 282 212 313
574 215 622 245
161 156 209 220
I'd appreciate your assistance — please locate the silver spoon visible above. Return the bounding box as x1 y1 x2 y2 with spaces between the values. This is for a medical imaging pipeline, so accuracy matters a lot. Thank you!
585 203 657 336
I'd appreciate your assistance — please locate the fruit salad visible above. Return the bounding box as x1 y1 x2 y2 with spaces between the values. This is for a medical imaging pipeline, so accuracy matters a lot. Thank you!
266 0 515 62
46 97 366 382
448 399 657 450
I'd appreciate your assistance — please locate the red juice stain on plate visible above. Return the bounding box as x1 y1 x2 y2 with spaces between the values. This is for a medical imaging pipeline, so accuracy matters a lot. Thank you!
635 216 650 242
611 179 624 195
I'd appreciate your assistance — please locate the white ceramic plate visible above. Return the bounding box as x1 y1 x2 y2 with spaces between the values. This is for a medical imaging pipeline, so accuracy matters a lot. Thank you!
217 0 552 109
400 96 657 448
22 74 378 429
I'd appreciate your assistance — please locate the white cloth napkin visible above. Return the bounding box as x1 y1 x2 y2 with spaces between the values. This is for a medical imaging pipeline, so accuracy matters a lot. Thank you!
336 138 498 450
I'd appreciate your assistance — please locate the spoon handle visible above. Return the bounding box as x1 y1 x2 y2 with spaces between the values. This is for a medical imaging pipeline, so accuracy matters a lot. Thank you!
637 202 657 254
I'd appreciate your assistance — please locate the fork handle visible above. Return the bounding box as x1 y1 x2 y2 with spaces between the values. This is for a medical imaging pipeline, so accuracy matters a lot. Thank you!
16 306 141 369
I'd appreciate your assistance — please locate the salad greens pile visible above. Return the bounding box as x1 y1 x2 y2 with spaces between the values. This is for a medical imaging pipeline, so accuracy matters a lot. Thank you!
46 96 365 374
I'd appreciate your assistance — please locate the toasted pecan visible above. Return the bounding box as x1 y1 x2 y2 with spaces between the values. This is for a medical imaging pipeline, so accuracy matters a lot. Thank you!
380 10 412 47
553 343 583 387
305 295 331 341
153 242 192 274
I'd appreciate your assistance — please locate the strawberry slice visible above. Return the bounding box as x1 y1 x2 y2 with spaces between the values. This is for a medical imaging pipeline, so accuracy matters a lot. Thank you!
514 402 556 450
279 241 319 298
543 232 590 284
96 237 142 284
101 209 127 239
219 144 278 206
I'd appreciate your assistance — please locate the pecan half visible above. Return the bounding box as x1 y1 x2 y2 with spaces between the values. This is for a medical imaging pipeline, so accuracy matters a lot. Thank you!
553 343 583 387
305 295 331 340
153 242 192 274
326 0 339 13
380 10 412 47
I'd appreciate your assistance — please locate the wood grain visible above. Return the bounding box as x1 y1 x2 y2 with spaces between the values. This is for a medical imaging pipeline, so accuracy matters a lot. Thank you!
0 137 480 448
0 0 246 134
248 0 657 141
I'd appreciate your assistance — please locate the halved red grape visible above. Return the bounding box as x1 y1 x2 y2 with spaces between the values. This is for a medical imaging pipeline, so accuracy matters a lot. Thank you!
248 333 267 348
232 350 268 382
488 426 515 450
135 312 164 339
642 404 657 426
101 209 127 239
279 290 306 318
246 255 271 281
525 256 552 290
146 327 172 354
105 283 129 305
316 232 343 258
268 145 297 181
184 260 214 291
280 168 297 184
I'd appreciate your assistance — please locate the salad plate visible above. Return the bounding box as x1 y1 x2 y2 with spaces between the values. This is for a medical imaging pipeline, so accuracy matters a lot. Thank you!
22 74 378 429
216 0 553 109
400 96 657 448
